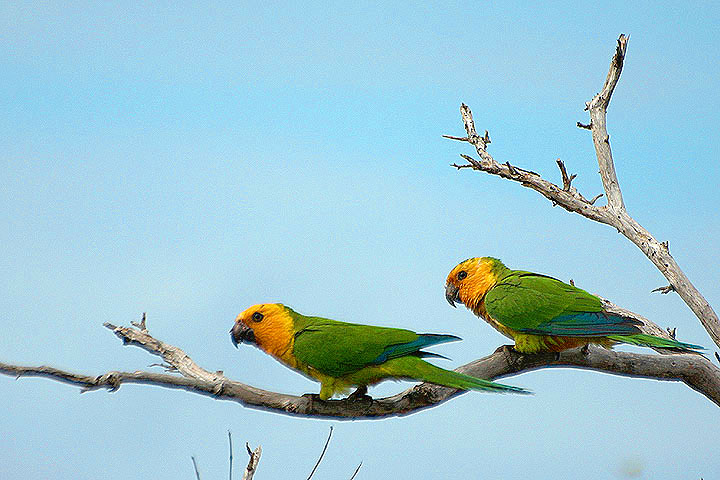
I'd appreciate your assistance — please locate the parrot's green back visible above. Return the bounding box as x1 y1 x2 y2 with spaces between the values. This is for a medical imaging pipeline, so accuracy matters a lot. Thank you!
289 311 452 378
485 271 642 336
483 269 702 352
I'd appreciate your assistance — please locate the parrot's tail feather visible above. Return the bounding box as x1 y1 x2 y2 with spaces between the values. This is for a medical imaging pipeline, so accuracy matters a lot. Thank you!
373 334 460 364
412 351 451 361
385 357 531 394
607 333 704 352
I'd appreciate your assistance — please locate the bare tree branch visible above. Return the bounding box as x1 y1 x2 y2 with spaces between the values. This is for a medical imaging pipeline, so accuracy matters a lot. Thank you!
306 426 333 480
444 34 720 348
242 443 262 480
652 284 676 295
228 431 234 480
192 456 202 480
349 462 363 480
131 312 148 332
555 159 577 192
1 309 718 420
587 34 628 211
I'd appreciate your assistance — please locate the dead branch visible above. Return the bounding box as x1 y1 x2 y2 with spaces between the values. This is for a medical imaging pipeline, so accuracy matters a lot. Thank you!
243 443 262 480
349 462 363 480
445 34 720 348
228 431 234 480
306 427 333 480
192 456 201 480
1 309 718 419
652 285 676 295
555 159 577 192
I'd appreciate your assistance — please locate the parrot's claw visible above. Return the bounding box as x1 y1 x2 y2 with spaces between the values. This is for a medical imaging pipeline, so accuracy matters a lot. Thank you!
301 392 323 410
346 386 372 403
494 344 518 355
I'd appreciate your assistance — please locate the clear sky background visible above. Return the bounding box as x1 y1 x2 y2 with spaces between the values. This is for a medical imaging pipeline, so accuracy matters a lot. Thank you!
1 2 719 479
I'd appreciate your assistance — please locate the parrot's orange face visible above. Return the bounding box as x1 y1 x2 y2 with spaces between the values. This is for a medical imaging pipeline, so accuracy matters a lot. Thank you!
445 257 498 312
230 303 295 357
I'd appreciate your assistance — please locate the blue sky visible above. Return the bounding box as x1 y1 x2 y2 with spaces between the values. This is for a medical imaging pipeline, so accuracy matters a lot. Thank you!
1 2 719 479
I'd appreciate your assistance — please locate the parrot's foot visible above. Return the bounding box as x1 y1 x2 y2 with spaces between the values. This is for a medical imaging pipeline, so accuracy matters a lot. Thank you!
301 393 324 410
345 386 372 403
494 344 518 355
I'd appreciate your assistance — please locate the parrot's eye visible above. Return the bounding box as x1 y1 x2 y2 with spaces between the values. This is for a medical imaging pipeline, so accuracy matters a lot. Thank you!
251 312 264 322
457 270 467 281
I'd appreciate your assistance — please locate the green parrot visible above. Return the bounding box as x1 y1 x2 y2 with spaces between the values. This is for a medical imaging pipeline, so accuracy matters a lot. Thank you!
445 257 704 354
230 303 530 399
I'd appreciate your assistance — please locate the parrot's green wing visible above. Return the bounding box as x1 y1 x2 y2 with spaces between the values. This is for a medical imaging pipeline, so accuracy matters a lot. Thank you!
291 316 458 378
485 272 642 336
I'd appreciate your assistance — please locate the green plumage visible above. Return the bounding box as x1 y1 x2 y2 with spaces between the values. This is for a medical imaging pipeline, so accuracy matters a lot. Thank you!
291 313 451 377
482 263 703 352
285 308 530 396
485 272 610 333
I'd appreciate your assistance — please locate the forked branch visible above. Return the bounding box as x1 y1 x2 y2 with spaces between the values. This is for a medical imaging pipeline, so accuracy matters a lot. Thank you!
445 34 720 348
243 443 262 480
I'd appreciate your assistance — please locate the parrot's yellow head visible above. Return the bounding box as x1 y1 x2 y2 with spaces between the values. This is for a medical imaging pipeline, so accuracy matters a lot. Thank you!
231 303 295 358
445 257 505 312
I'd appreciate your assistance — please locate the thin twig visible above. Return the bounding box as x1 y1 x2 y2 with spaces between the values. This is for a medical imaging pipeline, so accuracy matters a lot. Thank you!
481 130 491 145
588 193 603 205
148 362 177 371
556 159 577 192
228 431 233 480
442 134 469 142
652 285 676 294
306 426 334 480
131 312 147 331
191 456 201 480
349 462 363 480
450 162 473 170
459 153 481 168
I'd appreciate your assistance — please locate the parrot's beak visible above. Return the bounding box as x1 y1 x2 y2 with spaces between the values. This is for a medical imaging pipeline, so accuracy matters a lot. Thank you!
230 322 256 347
445 283 460 308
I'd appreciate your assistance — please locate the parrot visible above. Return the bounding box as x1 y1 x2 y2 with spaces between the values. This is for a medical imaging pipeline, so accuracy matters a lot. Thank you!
444 257 704 354
230 303 530 400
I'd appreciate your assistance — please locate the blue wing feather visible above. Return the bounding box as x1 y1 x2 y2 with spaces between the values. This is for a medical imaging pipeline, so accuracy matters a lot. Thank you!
519 311 642 336
373 334 460 364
